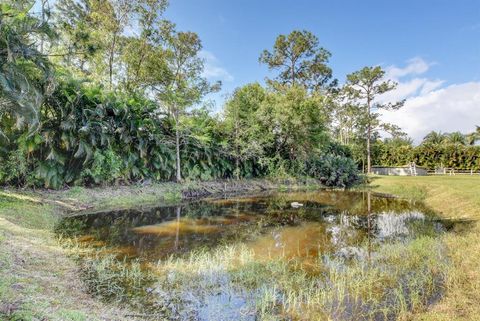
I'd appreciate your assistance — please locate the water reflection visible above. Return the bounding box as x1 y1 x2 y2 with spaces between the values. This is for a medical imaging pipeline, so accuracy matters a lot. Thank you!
56 191 444 263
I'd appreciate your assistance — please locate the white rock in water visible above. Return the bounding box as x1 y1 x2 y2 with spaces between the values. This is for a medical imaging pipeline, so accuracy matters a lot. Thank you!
291 202 303 208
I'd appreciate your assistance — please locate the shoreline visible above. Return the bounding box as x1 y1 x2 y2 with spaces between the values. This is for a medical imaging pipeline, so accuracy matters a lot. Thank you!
4 176 478 320
370 175 480 320
1 178 324 214
0 178 324 320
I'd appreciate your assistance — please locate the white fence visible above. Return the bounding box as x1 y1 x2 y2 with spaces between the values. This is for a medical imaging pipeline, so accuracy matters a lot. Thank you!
427 168 480 176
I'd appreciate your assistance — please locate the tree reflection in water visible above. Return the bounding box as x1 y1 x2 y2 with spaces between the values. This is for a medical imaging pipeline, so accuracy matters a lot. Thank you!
56 190 444 263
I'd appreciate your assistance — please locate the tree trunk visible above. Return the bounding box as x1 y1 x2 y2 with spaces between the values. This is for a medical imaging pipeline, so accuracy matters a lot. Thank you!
367 127 371 174
109 33 117 90
174 112 182 182
366 96 372 174
235 119 240 180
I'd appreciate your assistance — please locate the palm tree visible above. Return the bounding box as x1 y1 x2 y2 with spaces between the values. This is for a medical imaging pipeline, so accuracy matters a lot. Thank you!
422 131 446 145
467 126 480 145
0 1 54 138
445 131 466 145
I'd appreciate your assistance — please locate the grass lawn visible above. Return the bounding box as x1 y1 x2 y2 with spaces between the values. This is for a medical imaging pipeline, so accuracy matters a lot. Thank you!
370 175 480 321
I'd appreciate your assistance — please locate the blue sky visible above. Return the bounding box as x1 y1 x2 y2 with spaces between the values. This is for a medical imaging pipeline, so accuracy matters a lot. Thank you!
164 0 480 141
166 0 479 92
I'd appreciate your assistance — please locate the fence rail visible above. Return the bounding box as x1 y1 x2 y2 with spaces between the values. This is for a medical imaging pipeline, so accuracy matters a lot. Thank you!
427 169 480 176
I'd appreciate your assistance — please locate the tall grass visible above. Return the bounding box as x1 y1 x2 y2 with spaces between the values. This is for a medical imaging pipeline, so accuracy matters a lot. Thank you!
58 227 447 320
142 237 446 320
371 175 480 320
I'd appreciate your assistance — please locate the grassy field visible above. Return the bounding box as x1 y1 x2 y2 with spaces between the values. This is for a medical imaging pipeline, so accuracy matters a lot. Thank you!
370 175 480 321
0 194 140 320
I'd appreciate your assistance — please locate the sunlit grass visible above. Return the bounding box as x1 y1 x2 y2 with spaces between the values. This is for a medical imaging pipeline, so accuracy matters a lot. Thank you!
0 196 135 320
0 193 56 229
371 175 480 321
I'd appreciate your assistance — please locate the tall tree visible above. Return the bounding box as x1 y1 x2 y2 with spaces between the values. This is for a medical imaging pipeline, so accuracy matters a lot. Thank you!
259 86 328 164
224 83 266 179
54 0 99 75
0 1 55 138
259 30 336 91
152 25 220 182
91 0 135 89
332 101 364 145
121 0 169 92
344 66 404 173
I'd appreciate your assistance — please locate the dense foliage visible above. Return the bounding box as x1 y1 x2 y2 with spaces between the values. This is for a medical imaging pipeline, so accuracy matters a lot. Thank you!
0 76 362 188
2 0 478 189
372 135 480 170
0 78 233 188
0 1 367 189
0 1 54 136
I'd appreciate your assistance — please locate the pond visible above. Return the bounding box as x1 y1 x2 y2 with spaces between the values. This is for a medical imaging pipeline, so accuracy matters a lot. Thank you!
56 190 451 321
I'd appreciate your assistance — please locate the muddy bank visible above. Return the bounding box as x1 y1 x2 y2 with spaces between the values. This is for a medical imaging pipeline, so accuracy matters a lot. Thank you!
4 178 324 214
179 178 322 198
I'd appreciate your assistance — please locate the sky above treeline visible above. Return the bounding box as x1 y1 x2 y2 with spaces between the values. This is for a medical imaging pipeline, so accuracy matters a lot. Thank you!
165 0 480 142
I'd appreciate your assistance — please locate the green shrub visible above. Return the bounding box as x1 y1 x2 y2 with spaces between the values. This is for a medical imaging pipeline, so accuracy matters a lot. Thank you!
81 149 123 185
307 154 360 188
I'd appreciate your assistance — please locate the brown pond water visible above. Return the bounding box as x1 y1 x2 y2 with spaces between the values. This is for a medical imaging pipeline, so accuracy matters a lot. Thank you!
56 190 452 320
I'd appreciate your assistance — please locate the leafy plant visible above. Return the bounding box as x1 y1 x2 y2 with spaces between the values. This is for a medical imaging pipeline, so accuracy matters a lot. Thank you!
307 154 360 188
0 1 55 136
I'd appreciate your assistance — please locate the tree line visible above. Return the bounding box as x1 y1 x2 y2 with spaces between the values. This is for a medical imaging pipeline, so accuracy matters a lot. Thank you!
372 129 480 170
2 1 475 188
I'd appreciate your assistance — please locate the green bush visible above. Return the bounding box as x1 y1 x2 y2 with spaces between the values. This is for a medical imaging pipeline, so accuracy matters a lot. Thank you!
81 149 124 185
0 149 29 186
307 154 360 188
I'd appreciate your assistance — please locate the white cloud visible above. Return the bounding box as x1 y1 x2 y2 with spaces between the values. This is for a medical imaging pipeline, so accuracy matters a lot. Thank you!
419 79 445 95
199 50 234 82
378 78 445 103
382 82 480 143
384 57 431 80
378 58 443 103
379 58 480 143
